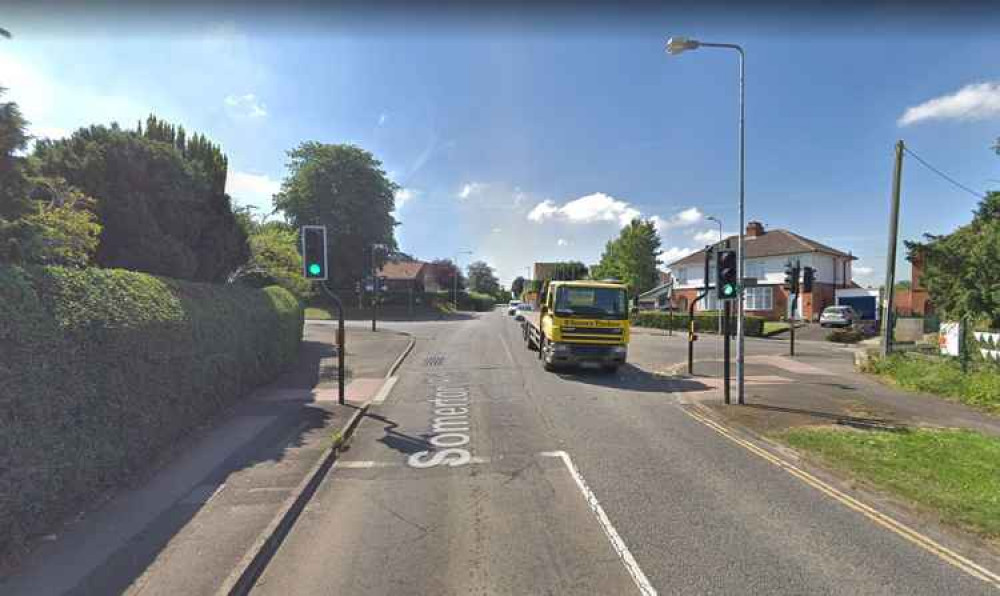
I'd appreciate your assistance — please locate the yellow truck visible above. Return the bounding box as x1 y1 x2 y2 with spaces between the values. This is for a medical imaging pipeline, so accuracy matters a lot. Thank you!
521 280 630 372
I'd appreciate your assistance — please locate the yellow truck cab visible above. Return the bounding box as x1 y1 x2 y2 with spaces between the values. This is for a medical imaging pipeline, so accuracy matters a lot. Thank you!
522 280 630 372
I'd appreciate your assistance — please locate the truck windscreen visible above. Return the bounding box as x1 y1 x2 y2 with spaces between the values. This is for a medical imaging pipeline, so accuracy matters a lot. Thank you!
554 287 627 319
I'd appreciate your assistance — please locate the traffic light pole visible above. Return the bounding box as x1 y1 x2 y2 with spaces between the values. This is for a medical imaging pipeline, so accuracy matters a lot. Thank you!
319 281 346 405
789 296 796 357
371 245 378 333
723 300 731 404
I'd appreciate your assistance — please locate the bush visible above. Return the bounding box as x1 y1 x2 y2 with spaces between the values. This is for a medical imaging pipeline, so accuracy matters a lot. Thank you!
827 329 865 343
866 353 1000 413
0 265 303 559
631 310 766 337
458 291 495 312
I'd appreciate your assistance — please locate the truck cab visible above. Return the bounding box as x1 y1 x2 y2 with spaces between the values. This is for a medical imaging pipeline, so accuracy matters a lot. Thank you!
524 280 630 372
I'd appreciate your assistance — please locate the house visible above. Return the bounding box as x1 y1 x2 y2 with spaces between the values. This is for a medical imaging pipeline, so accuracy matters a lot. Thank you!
667 221 857 321
637 272 673 311
377 261 428 293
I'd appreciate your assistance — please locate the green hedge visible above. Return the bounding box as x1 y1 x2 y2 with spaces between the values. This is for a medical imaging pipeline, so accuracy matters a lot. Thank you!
631 310 765 337
0 265 303 558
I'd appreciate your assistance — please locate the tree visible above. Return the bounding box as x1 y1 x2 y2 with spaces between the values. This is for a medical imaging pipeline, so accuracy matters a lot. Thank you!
466 260 500 296
591 218 662 295
272 143 397 289
31 119 248 281
230 217 311 297
0 87 31 220
431 258 465 292
511 276 526 297
908 191 1000 328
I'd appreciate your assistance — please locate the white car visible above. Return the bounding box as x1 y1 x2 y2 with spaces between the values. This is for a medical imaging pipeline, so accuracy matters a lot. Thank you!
820 305 859 328
514 303 533 321
507 300 521 316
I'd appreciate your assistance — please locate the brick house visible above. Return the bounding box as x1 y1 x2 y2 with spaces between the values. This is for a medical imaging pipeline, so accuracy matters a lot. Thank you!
667 221 857 321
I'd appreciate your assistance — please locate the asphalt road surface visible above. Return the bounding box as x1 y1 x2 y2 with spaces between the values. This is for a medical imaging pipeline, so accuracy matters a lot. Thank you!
249 310 996 595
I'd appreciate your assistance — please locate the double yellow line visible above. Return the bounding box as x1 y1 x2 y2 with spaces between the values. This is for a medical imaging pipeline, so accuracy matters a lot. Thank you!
682 406 1000 590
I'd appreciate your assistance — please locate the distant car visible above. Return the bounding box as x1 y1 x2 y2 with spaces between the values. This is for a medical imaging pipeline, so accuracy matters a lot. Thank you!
820 305 858 328
514 303 533 321
508 300 521 316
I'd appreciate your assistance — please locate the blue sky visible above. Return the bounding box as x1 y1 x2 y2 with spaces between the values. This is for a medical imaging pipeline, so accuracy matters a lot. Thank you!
2 8 999 287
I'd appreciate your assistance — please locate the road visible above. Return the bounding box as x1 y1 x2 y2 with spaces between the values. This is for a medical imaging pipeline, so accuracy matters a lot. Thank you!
249 310 996 595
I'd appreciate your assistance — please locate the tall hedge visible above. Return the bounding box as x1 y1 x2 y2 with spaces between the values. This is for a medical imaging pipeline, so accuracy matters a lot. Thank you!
0 265 303 558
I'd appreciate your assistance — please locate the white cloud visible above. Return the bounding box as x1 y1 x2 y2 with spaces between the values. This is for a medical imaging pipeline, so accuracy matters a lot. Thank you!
898 82 1000 126
662 246 697 265
557 238 568 246
224 93 267 118
31 125 70 141
227 170 281 213
492 227 502 234
458 182 485 199
395 187 418 210
693 229 720 244
854 265 875 276
526 192 640 227
378 112 387 126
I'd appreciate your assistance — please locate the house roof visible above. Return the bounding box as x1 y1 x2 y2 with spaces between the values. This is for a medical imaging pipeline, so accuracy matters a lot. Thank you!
638 281 673 300
666 229 856 269
377 261 426 280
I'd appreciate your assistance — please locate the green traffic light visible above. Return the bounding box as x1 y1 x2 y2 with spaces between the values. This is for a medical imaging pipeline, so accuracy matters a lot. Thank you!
308 263 321 276
723 283 736 296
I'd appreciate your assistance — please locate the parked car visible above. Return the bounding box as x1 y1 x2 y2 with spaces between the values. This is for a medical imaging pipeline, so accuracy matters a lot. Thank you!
508 300 521 316
820 305 858 328
514 303 533 321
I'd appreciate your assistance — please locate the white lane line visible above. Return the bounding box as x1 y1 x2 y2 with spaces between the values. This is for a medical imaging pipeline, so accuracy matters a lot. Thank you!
682 407 1000 590
498 323 517 366
371 376 399 405
336 456 492 469
540 450 657 596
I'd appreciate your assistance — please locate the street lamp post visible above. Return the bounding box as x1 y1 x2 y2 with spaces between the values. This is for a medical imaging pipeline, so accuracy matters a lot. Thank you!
453 250 472 310
706 215 724 334
667 36 746 405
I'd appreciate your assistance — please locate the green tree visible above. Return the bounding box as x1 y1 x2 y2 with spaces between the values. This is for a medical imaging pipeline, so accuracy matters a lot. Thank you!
230 217 310 297
908 192 1000 328
32 119 248 281
0 87 31 220
431 258 465 292
466 260 500 296
591 218 662 295
272 143 397 288
511 276 526 297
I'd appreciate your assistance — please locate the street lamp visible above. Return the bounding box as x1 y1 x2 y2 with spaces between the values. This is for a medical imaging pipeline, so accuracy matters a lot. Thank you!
706 215 724 334
454 249 473 310
666 36 747 405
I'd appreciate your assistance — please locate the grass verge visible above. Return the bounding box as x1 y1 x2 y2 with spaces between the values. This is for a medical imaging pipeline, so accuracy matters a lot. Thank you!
763 321 790 336
305 306 333 320
779 427 1000 538
866 353 1000 413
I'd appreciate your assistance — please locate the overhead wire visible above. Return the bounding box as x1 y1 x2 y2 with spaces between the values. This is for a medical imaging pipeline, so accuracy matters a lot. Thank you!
902 145 986 200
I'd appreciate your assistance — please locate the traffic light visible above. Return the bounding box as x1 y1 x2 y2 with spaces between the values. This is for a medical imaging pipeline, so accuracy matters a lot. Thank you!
802 267 815 293
783 261 800 293
716 249 739 300
301 225 328 280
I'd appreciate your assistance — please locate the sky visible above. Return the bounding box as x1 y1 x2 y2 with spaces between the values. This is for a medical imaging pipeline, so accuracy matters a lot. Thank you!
3 4 999 288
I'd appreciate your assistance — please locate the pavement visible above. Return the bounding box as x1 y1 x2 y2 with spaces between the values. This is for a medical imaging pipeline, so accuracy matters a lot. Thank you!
9 312 1000 595
0 322 412 596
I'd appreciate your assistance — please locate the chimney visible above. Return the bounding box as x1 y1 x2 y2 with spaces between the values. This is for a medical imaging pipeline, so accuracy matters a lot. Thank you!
746 221 765 237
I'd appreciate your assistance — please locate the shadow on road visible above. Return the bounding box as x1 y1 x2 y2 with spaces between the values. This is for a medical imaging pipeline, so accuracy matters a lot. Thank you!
365 412 433 455
554 364 715 394
740 403 908 432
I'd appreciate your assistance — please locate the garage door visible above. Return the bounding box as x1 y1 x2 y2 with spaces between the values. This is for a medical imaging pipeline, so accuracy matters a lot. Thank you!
838 296 877 320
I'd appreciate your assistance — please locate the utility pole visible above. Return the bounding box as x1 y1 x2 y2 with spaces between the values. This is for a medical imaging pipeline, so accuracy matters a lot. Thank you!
371 244 378 332
881 140 904 356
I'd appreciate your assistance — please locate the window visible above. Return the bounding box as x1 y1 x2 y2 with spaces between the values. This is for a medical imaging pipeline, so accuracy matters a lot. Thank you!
554 286 627 319
698 292 720 311
745 287 773 311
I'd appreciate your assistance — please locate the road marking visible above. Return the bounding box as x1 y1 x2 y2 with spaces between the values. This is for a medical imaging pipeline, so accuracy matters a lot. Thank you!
540 451 657 596
498 324 517 365
336 457 491 469
371 376 399 404
680 407 1000 590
